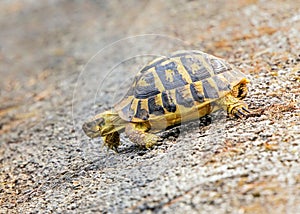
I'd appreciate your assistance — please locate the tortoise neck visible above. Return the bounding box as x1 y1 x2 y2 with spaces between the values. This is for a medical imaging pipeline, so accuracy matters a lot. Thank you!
99 110 127 135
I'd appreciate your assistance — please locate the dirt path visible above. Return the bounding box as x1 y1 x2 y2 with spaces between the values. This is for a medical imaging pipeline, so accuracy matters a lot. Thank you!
1 1 300 213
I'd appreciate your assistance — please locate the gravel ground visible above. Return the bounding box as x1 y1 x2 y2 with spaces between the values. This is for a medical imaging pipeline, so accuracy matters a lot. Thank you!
1 1 300 213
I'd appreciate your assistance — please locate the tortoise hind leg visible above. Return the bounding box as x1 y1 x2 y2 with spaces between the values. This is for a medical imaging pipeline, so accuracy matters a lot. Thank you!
125 122 161 149
219 94 250 118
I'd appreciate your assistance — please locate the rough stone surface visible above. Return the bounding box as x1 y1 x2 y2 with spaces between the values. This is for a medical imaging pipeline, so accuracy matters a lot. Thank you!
1 1 300 213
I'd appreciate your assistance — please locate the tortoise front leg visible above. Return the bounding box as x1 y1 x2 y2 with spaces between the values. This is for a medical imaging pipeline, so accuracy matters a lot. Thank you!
102 131 120 152
219 94 250 118
125 122 161 148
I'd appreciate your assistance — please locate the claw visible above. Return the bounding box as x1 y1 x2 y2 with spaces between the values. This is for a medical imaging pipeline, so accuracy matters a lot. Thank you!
242 107 250 113
234 111 242 119
157 136 164 142
234 106 251 119
238 109 247 117
112 147 119 153
104 142 119 153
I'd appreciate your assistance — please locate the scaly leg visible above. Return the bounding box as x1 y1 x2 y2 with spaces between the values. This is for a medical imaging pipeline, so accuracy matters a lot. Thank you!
102 131 120 152
125 122 161 148
219 94 250 118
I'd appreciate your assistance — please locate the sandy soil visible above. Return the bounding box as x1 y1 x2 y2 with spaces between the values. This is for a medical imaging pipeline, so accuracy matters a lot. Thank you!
1 0 300 213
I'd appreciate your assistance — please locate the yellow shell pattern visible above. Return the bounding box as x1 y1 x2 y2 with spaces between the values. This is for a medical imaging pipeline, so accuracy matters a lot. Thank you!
115 50 248 131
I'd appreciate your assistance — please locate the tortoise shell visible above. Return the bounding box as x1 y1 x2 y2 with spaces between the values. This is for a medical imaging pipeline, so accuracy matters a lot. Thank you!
114 50 248 130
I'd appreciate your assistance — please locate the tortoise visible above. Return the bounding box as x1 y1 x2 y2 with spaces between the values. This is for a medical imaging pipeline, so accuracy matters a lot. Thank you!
82 50 250 151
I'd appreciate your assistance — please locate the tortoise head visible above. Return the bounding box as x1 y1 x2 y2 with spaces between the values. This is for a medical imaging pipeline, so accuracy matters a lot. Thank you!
82 111 125 138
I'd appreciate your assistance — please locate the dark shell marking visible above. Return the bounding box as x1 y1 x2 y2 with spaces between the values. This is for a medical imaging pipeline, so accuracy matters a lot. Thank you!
133 72 160 99
135 100 149 120
180 55 211 82
161 91 177 113
115 50 247 122
148 97 165 115
155 61 188 90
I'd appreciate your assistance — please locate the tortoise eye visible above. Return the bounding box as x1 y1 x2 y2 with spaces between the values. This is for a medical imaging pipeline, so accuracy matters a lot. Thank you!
95 118 105 126
83 121 96 130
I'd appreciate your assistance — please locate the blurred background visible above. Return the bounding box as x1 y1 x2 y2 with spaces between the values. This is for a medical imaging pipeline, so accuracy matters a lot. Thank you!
1 1 300 213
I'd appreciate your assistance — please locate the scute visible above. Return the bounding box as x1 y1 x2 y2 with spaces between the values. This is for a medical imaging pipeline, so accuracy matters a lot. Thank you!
114 50 248 123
